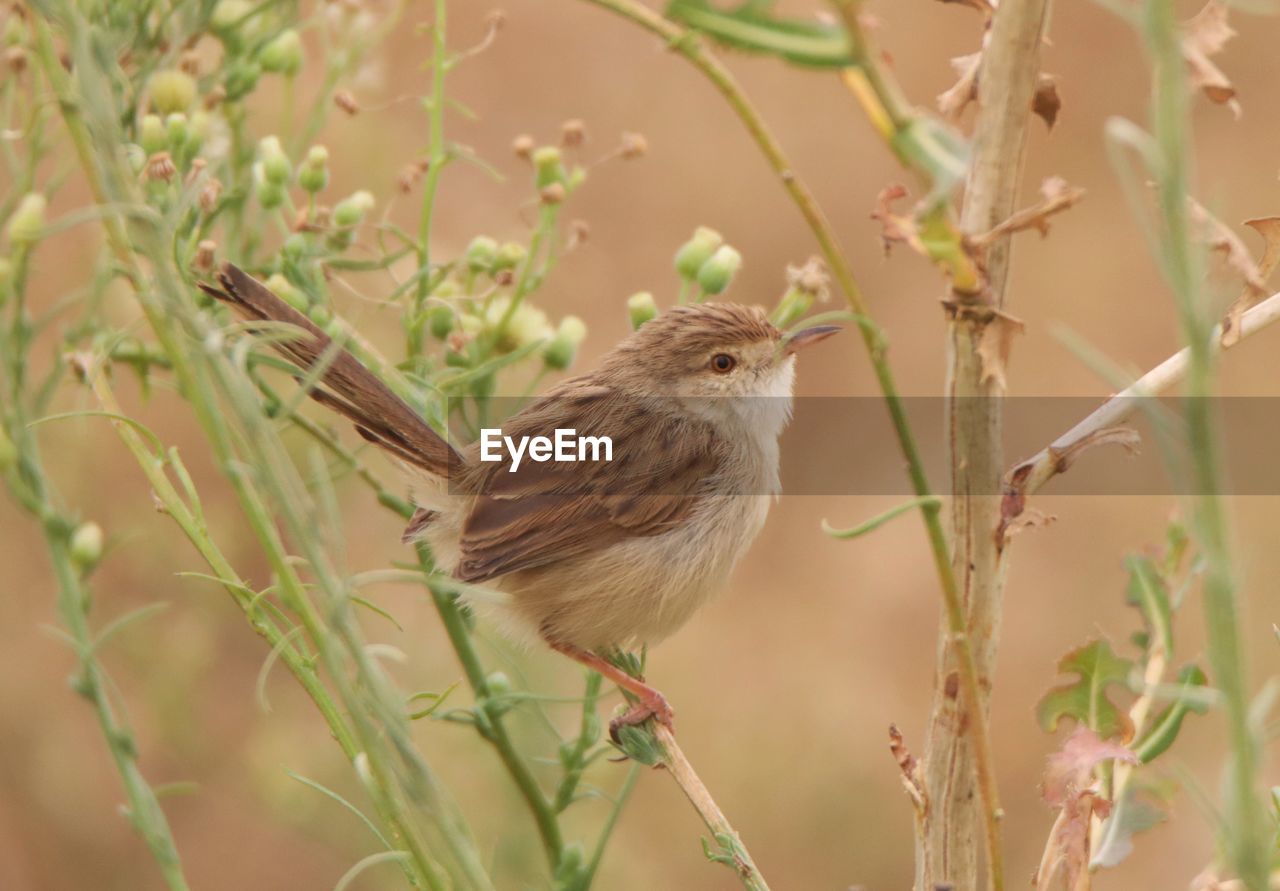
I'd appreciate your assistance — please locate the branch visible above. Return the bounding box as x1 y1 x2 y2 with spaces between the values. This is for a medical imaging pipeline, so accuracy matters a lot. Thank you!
1002 288 1280 520
653 725 772 891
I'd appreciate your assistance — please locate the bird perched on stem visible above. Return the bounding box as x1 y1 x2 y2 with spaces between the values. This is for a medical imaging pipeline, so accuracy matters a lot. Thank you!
201 263 837 738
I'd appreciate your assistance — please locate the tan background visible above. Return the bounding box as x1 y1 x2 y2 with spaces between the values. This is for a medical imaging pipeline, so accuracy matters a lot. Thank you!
2 1 1279 888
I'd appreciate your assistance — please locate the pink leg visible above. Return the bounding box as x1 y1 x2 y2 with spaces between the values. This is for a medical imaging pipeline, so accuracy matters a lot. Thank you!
548 641 675 738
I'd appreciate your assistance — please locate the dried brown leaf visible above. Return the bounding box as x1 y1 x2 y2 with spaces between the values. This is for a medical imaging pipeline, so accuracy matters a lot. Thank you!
976 309 1026 391
1222 216 1280 345
1003 508 1057 543
871 184 925 256
1034 73 1061 130
1182 1 1241 116
1189 199 1268 303
938 51 981 120
973 177 1084 249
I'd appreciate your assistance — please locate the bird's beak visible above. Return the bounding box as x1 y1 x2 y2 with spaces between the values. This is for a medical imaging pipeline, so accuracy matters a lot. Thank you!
782 325 841 356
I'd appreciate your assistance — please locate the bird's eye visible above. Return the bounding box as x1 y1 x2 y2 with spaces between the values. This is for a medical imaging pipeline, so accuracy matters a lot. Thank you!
710 353 736 373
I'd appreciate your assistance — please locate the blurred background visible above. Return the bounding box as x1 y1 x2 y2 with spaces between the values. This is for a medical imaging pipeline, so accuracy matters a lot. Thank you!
2 1 1279 888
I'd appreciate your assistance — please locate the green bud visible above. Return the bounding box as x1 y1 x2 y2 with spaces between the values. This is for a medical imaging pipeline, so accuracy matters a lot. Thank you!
463 236 499 273
255 176 285 210
543 316 586 370
257 136 291 185
282 233 308 261
486 299 551 353
492 241 527 272
69 521 104 570
125 144 146 174
210 0 252 39
165 113 188 150
674 226 723 280
0 426 16 472
323 318 343 339
552 843 585 886
626 291 658 330
531 146 567 189
306 303 332 327
266 273 307 311
427 303 455 339
139 114 167 155
485 671 512 698
696 245 742 295
148 69 196 115
771 287 814 330
332 190 374 229
258 29 303 76
223 59 262 102
7 192 46 245
458 313 484 336
298 145 329 193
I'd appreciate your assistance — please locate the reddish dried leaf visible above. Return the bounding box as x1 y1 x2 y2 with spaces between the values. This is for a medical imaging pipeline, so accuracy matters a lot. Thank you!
1043 728 1138 807
938 51 981 120
1003 508 1057 543
870 184 925 256
1034 73 1061 130
974 177 1085 248
976 309 1026 391
1182 1 1241 116
1189 199 1268 302
1222 216 1280 345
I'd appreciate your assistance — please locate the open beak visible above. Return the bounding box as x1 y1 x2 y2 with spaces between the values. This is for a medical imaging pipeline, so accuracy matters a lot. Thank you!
783 325 841 356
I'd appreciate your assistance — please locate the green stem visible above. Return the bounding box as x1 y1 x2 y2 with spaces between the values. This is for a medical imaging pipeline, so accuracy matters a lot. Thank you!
412 0 450 356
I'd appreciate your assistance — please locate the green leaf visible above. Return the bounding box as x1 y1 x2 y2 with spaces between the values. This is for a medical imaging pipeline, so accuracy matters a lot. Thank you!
1037 639 1135 740
665 0 854 68
1133 665 1210 763
1125 554 1174 658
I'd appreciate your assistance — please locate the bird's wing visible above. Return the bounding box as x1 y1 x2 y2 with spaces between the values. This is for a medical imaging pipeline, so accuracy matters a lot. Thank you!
454 387 723 583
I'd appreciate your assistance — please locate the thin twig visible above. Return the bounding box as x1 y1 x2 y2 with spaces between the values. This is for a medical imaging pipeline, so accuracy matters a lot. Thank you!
653 726 772 891
1003 288 1280 513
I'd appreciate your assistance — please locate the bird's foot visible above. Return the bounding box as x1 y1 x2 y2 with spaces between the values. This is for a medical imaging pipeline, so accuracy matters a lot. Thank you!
609 689 675 743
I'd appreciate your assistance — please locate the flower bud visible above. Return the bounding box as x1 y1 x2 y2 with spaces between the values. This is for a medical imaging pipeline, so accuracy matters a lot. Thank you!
298 145 329 193
463 235 499 273
69 521 104 570
427 303 455 339
770 287 813 330
0 426 16 473
486 298 551 353
531 146 566 189
199 178 223 213
145 152 177 183
210 0 252 40
561 119 585 148
6 192 46 245
620 131 648 160
125 143 146 174
492 241 526 273
193 239 217 271
259 29 303 76
626 291 658 330
257 136 292 185
223 59 261 101
148 69 196 114
254 174 284 209
165 113 188 149
674 226 723 280
543 315 586 370
540 182 565 205
512 134 534 160
281 232 307 261
139 114 167 155
484 671 512 698
6 45 26 75
332 190 374 227
696 245 742 295
260 274 304 311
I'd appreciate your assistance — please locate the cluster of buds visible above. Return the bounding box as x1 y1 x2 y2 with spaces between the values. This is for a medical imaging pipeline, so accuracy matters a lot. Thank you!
510 139 588 207
674 227 741 296
135 72 212 178
327 190 375 250
462 235 527 283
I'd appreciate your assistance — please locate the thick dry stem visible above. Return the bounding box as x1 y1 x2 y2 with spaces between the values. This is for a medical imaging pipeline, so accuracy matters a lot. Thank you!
926 2 1051 890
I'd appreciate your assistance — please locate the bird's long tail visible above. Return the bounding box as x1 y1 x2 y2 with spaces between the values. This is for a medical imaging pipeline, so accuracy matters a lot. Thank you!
199 262 461 479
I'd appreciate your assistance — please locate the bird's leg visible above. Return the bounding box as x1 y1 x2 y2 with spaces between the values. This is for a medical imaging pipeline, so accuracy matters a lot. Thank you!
547 640 675 739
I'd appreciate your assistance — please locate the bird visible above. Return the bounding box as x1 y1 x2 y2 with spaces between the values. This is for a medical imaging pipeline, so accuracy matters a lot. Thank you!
200 263 838 737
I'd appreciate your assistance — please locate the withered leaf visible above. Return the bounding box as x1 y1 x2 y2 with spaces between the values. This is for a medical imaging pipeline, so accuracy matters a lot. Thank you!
1037 729 1139 891
1222 216 1280 345
974 176 1084 248
1188 199 1269 308
1182 1 1241 116
870 184 925 256
1034 73 1061 130
1003 508 1057 544
975 309 1025 391
938 51 981 120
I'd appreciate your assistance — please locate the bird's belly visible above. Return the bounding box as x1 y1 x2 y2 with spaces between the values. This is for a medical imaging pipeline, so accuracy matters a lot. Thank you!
492 494 773 650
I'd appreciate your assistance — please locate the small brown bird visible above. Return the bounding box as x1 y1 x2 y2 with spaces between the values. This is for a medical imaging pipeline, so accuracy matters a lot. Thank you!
202 264 837 736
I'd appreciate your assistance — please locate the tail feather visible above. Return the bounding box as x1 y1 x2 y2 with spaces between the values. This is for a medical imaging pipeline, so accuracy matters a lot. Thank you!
200 262 461 479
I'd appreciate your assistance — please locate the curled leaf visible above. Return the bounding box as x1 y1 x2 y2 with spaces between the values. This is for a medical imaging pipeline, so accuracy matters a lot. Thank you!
1182 1 1241 116
972 176 1085 247
1033 73 1061 130
938 52 981 120
871 184 925 256
1222 216 1280 345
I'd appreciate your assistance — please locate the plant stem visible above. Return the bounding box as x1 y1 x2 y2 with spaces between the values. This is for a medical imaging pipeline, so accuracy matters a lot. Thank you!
411 0 449 356
1143 1 1267 886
